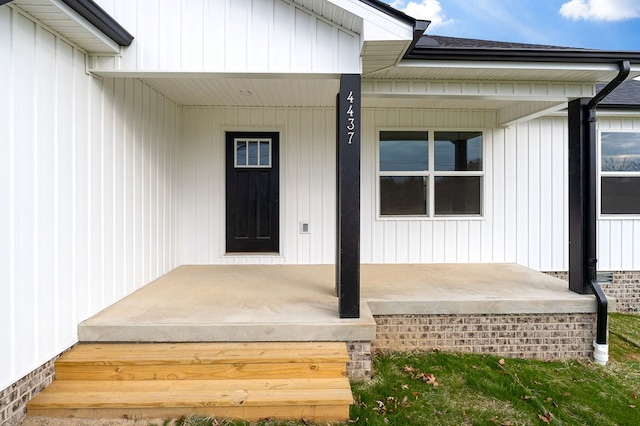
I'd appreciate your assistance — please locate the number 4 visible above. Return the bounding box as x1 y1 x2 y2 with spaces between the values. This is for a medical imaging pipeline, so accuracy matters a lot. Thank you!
347 91 354 103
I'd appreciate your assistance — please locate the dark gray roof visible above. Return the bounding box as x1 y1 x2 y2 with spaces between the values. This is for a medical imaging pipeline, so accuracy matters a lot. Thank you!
406 33 640 64
421 35 578 50
598 79 640 108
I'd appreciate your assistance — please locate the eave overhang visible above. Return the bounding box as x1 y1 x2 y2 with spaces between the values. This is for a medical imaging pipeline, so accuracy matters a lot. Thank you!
7 0 132 54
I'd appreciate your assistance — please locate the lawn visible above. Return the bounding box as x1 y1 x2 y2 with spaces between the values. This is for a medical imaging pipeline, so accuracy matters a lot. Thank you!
349 312 640 426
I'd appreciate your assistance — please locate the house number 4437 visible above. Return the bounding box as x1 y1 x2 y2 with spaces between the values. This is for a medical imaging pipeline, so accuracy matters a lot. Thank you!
346 91 355 144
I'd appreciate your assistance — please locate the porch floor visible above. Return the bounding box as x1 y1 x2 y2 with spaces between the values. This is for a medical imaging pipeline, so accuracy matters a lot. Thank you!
79 263 599 343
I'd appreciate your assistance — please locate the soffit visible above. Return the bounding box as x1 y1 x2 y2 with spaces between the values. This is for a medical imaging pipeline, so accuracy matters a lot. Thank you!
11 0 121 53
141 76 341 108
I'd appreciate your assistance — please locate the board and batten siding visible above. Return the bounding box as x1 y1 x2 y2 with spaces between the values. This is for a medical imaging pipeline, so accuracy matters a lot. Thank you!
0 6 183 390
92 0 360 74
181 107 574 271
596 117 640 271
181 107 337 264
360 110 569 271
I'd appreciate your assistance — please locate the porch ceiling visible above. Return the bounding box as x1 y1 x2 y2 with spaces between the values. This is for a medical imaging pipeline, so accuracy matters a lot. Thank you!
141 76 341 107
139 75 576 122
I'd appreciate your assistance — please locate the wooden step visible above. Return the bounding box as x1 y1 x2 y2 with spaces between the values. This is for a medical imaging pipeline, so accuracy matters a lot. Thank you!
27 342 353 422
57 342 350 365
55 342 348 380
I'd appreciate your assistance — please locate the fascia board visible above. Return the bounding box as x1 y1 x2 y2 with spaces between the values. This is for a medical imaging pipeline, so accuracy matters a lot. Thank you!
397 59 627 72
398 60 640 79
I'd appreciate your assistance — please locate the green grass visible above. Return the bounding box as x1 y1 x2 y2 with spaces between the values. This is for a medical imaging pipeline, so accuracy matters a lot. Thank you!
177 313 640 426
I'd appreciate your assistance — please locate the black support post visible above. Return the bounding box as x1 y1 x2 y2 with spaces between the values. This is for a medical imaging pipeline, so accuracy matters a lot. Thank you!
568 98 594 294
336 74 361 318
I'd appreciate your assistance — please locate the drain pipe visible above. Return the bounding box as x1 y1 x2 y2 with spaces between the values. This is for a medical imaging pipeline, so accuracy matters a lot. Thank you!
586 60 630 365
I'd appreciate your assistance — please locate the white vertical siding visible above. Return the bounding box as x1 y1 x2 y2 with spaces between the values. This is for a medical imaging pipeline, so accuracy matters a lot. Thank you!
180 107 604 272
360 112 570 270
1 7 183 391
181 106 336 264
597 117 640 271
92 0 360 74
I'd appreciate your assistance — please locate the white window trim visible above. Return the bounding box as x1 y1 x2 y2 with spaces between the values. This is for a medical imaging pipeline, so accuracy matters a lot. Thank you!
598 129 640 219
376 128 486 221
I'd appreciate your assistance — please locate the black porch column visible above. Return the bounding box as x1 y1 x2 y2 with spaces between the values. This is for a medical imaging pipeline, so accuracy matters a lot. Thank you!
336 74 361 318
568 98 595 294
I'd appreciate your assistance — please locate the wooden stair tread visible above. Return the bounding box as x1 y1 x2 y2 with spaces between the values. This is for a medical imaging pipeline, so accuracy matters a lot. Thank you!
27 405 350 421
56 362 346 380
58 342 349 365
28 379 354 408
28 342 353 422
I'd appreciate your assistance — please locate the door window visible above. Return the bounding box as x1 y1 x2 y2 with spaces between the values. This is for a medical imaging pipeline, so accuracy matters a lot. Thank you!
235 139 272 168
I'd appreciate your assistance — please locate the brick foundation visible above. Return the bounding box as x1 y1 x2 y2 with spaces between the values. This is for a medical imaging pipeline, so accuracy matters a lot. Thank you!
346 341 372 381
372 313 597 359
545 270 640 313
0 358 57 426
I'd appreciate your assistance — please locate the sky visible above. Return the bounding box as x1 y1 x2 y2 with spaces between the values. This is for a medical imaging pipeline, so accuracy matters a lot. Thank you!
383 0 640 51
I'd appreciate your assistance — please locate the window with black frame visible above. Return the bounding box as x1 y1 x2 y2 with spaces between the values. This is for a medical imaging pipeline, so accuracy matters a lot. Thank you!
601 131 640 215
378 130 483 217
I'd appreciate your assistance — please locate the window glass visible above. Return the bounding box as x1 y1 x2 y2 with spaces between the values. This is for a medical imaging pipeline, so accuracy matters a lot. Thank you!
260 141 270 166
378 130 483 217
601 132 640 172
601 177 640 214
380 176 427 215
236 141 247 166
434 176 482 215
235 139 271 168
601 132 640 215
434 131 483 171
379 131 428 171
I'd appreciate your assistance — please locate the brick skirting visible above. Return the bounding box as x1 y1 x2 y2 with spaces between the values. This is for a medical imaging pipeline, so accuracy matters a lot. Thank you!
0 357 57 425
346 341 372 381
545 270 640 313
371 313 597 360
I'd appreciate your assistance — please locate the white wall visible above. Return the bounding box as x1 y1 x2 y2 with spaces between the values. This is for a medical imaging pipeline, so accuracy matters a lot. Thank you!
92 0 360 74
0 7 183 390
180 107 569 269
333 109 567 270
181 106 336 264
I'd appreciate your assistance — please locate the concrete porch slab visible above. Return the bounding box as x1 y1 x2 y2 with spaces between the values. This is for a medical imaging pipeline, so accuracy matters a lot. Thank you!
79 263 603 343
79 265 377 342
361 263 601 315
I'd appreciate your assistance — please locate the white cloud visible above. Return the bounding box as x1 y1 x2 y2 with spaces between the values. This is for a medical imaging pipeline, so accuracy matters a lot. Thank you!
392 0 455 28
560 0 640 21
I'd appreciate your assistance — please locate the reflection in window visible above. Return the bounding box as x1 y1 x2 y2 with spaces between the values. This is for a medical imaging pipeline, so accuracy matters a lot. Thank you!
601 132 640 172
601 132 640 215
380 131 428 171
434 131 483 171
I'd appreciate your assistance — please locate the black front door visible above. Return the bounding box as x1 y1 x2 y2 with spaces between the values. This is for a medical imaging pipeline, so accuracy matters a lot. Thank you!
226 132 279 253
